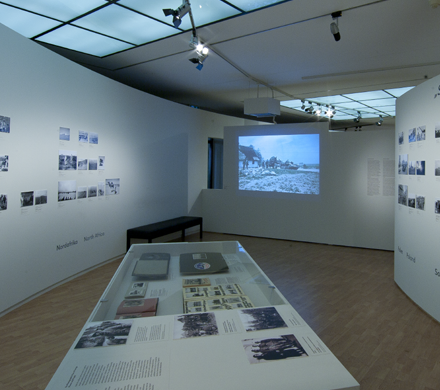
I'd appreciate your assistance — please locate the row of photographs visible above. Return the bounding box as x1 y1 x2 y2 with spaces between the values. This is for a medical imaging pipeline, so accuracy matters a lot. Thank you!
0 154 106 172
397 184 440 213
60 127 98 144
398 155 425 175
59 151 105 171
0 178 120 211
398 125 427 144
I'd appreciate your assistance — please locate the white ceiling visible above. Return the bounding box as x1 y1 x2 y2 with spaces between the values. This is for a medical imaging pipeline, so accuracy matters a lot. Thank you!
12 0 440 128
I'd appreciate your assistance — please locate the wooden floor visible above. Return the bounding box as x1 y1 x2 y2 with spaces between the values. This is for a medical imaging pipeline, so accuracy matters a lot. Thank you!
1 232 439 390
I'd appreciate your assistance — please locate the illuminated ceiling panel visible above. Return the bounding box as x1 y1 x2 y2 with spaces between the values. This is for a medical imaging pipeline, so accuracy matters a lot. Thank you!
281 87 415 121
0 0 287 57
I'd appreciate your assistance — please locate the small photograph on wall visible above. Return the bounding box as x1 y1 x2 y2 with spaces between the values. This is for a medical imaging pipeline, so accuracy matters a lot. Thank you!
435 123 440 138
35 190 47 205
0 194 7 210
58 180 76 201
59 150 77 170
398 131 404 145
398 154 408 175
78 158 88 170
408 128 416 143
398 184 408 206
416 126 426 141
88 158 98 170
20 191 34 207
0 155 8 171
105 178 120 195
98 156 105 170
416 161 425 175
89 132 98 144
242 334 308 364
98 181 105 196
435 160 440 176
59 127 70 141
88 185 97 197
435 199 440 214
0 115 11 133
416 195 425 210
408 161 416 175
408 193 415 208
79 131 88 143
77 186 87 199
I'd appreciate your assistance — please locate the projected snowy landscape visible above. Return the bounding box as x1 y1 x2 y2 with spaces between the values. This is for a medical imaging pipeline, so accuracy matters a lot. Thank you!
238 134 320 194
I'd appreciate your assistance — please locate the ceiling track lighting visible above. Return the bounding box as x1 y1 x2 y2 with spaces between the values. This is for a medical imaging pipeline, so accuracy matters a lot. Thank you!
189 34 209 70
376 115 384 126
163 0 191 28
330 11 342 42
354 112 361 123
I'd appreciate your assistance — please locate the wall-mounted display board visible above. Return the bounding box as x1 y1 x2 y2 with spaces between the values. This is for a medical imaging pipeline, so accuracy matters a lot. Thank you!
45 241 359 390
395 74 440 322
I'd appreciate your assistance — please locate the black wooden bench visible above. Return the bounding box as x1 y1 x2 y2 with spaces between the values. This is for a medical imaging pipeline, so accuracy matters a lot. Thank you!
126 216 203 251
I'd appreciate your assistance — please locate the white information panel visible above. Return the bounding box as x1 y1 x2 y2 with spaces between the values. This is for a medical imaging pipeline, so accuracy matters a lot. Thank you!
46 241 359 390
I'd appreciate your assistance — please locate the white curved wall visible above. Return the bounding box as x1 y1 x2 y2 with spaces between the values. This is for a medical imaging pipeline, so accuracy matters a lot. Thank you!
394 74 440 322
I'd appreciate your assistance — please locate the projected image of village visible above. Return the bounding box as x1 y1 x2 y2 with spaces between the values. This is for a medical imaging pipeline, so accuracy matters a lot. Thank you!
238 134 319 194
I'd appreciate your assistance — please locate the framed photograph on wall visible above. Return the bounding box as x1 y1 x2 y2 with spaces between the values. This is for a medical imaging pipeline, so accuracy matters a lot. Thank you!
0 155 8 171
0 115 10 133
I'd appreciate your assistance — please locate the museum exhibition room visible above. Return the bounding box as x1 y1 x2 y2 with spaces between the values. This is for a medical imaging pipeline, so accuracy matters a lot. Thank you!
0 1 440 389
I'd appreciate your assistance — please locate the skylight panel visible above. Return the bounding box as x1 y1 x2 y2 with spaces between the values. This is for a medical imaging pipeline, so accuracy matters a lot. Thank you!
310 96 353 105
343 90 391 101
119 0 241 29
0 4 61 38
0 0 106 21
73 5 178 45
228 0 286 12
36 25 134 57
359 98 395 107
385 86 414 97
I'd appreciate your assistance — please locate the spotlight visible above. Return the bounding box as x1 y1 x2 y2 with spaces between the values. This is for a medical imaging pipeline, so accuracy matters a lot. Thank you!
325 105 336 118
301 100 306 110
189 34 209 70
163 0 191 28
330 11 342 41
354 111 361 123
315 105 322 116
376 115 384 126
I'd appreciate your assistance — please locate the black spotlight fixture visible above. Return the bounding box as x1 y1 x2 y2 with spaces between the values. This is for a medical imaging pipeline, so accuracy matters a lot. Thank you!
353 111 361 123
163 0 191 28
330 11 342 41
376 115 384 126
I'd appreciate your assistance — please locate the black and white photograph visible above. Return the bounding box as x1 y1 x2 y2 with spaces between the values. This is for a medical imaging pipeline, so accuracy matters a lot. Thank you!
0 155 8 171
105 178 120 195
416 160 425 176
78 131 88 143
88 158 98 170
408 193 415 208
89 132 98 144
416 195 425 211
408 161 416 175
398 184 408 206
59 127 70 141
75 320 133 349
58 180 76 201
98 181 105 196
238 134 320 194
35 190 47 205
435 160 440 176
59 150 77 170
173 312 219 339
88 185 97 197
0 115 10 133
398 131 404 145
435 198 440 214
20 191 34 207
239 307 288 332
408 127 416 143
77 158 88 170
0 194 7 210
77 186 87 199
435 123 440 138
242 334 308 364
398 154 408 175
98 155 105 170
416 125 426 141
